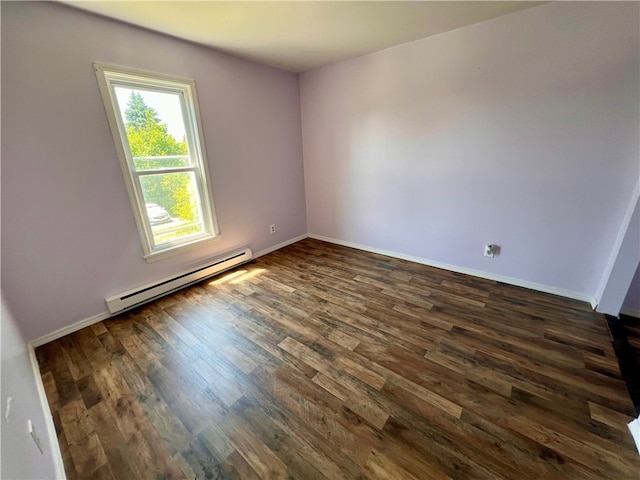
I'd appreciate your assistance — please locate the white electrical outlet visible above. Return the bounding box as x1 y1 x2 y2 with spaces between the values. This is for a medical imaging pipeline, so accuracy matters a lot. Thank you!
5 396 12 422
270 224 276 234
27 420 44 454
484 244 495 257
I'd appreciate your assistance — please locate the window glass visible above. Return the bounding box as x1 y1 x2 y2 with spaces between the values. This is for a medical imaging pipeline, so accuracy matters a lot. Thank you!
94 63 218 260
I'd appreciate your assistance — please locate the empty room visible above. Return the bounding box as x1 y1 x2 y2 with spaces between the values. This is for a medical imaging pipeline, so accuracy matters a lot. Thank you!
2 1 640 479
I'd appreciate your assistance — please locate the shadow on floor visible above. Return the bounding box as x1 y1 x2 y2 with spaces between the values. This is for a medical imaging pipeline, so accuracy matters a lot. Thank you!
607 314 640 415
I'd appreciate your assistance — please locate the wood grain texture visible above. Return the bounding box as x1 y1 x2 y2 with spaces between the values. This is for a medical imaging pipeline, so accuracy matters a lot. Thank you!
36 238 640 479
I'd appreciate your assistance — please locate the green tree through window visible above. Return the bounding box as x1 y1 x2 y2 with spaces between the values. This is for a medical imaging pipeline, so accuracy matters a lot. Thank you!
124 92 195 222
95 63 218 259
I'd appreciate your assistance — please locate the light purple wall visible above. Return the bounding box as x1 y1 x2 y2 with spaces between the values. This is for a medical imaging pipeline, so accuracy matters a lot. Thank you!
623 264 640 314
1 2 306 341
595 190 639 316
1 295 62 479
595 182 640 316
300 2 639 298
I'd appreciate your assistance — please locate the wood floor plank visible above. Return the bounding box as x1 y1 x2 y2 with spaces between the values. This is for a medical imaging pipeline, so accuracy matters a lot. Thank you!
507 414 638 479
58 399 109 478
179 437 230 480
588 401 636 432
222 416 290 480
241 366 363 480
67 432 109 479
59 336 93 381
363 448 422 480
343 392 389 430
223 450 262 480
56 427 79 480
87 401 144 480
35 238 640 479
93 363 185 478
110 350 192 454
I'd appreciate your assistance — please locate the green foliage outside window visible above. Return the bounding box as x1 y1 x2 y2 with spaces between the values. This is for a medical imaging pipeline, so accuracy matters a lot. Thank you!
124 92 196 222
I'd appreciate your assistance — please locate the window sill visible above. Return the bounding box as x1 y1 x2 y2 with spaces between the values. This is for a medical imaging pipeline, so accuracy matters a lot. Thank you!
143 234 220 263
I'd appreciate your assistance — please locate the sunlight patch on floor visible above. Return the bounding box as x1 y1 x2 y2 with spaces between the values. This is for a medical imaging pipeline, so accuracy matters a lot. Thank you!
209 268 266 286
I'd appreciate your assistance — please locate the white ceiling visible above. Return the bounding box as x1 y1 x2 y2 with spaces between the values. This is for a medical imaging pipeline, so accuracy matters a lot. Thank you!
62 1 545 72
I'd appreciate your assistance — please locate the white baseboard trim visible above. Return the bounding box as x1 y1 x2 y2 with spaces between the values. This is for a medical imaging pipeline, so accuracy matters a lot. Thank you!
254 234 308 259
31 311 111 348
621 309 640 319
28 343 67 479
590 298 599 310
309 234 595 304
31 234 309 348
629 417 640 455
32 232 598 349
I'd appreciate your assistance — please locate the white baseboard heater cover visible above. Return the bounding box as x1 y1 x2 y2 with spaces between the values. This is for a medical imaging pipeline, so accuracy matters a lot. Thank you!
105 247 252 314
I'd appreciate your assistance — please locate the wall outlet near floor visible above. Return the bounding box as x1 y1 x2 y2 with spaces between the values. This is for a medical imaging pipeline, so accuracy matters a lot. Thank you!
27 419 44 454
5 396 12 422
270 224 276 234
484 244 499 257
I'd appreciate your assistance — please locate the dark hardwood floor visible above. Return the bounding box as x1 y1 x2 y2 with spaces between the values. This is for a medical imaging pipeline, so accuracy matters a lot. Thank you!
36 238 640 479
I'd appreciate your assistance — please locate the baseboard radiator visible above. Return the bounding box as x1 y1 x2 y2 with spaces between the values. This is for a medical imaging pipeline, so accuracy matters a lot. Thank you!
105 247 252 314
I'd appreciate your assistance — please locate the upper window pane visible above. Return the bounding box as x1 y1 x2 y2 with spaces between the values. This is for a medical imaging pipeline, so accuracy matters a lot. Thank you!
114 87 191 170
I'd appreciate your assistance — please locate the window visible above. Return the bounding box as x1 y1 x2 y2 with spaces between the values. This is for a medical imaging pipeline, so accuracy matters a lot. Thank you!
94 63 219 261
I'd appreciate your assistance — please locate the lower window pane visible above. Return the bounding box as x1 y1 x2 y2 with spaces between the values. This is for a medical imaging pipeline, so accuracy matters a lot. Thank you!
139 172 205 245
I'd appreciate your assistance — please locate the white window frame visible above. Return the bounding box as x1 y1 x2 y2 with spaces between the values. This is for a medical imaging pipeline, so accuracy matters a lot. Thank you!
94 62 219 262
